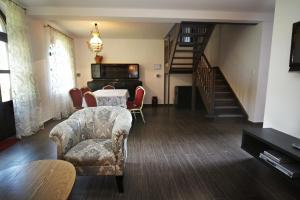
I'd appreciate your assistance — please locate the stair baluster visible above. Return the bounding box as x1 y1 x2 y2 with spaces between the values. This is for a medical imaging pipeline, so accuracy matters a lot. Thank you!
196 54 216 116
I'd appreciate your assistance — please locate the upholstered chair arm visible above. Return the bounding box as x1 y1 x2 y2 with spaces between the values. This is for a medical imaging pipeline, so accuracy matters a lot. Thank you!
111 110 132 155
111 110 132 175
49 119 81 159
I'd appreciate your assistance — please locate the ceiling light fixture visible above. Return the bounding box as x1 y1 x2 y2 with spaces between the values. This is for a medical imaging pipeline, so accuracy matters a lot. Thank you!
88 23 103 63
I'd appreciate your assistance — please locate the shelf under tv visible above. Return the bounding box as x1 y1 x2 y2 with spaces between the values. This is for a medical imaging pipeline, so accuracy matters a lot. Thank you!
241 128 300 185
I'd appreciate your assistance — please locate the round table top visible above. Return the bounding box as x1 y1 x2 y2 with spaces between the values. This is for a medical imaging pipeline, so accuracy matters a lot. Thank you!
0 160 76 200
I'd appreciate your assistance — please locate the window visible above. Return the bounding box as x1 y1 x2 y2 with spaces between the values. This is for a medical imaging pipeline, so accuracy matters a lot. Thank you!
0 9 11 102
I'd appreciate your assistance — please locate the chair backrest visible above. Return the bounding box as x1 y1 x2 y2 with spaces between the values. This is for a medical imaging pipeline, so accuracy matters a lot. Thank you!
80 87 91 95
84 92 97 107
69 88 83 109
102 85 115 89
68 106 132 140
134 86 145 108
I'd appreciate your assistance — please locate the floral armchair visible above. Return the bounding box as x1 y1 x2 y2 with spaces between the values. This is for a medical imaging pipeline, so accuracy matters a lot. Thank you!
49 106 132 192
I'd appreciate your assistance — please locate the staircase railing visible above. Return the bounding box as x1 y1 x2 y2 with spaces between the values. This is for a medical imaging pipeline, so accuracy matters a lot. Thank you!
164 22 216 109
196 54 216 115
192 24 215 69
164 24 181 73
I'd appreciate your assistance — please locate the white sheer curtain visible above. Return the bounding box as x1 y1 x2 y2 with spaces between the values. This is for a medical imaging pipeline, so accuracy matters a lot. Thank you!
1 0 42 138
47 27 76 119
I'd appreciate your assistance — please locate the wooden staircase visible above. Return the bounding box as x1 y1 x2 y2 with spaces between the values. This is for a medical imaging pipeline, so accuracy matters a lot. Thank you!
164 22 247 118
196 55 247 118
214 68 246 117
170 45 193 74
165 22 215 74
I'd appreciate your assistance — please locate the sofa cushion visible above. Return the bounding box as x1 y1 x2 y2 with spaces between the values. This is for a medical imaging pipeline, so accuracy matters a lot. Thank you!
64 139 116 166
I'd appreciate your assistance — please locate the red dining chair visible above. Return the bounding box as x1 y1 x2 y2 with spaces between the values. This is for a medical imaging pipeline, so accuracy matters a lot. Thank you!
80 87 91 95
102 85 115 89
84 92 97 107
69 88 83 109
127 86 146 123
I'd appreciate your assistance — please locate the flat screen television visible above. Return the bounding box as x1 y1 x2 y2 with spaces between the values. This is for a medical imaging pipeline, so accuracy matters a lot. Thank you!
91 63 139 79
289 21 300 71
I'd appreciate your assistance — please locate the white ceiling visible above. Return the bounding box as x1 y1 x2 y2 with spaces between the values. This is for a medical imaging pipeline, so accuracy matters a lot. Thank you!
53 20 174 39
19 0 275 12
18 0 275 39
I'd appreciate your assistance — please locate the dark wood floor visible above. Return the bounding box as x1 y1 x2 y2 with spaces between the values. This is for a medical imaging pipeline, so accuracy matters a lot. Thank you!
1 107 300 200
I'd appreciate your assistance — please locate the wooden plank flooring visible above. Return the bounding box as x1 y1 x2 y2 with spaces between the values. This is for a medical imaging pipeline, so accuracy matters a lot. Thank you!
0 107 300 200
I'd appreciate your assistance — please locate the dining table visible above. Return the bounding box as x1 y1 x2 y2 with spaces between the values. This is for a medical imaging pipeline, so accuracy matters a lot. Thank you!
91 89 130 108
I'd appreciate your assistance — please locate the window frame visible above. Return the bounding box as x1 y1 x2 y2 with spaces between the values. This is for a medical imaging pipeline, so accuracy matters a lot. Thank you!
0 9 10 102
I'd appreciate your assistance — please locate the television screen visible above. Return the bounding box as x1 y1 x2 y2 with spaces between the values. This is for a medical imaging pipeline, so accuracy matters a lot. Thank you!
289 21 300 71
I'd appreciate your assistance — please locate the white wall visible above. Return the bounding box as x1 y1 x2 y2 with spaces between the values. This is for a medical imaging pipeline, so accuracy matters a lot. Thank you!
204 25 220 67
253 21 273 121
263 0 300 138
218 24 262 121
216 22 273 122
74 38 165 104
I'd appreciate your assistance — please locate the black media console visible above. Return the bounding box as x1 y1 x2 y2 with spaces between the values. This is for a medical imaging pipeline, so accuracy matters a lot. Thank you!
241 128 300 183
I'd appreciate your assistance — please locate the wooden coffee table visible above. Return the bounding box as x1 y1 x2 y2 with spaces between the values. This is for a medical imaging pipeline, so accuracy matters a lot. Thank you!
0 160 76 200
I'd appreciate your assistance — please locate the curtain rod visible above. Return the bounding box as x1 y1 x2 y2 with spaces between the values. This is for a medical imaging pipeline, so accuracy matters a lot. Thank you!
44 24 73 40
8 0 26 11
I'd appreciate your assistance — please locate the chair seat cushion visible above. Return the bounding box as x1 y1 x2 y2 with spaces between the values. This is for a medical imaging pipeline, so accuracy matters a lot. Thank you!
64 139 116 166
127 101 139 109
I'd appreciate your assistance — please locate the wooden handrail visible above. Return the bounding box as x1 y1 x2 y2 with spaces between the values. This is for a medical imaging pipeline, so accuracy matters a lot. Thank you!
164 23 181 73
202 54 212 69
169 24 181 69
195 54 216 115
164 23 177 39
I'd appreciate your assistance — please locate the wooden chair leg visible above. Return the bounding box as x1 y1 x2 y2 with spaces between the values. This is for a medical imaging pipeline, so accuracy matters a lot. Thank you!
115 176 124 193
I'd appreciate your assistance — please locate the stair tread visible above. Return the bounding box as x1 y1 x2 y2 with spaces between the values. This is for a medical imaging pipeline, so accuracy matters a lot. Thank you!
215 89 230 91
215 106 240 109
172 63 193 65
216 84 229 87
215 91 231 94
175 49 202 53
175 50 193 52
173 57 193 59
217 114 246 118
171 67 193 70
215 98 235 101
170 68 193 74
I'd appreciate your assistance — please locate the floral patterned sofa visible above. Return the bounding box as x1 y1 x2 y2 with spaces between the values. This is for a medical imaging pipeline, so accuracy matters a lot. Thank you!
49 106 132 192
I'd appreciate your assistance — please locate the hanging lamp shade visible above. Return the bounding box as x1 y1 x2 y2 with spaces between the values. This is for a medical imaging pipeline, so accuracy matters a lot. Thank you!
89 23 103 53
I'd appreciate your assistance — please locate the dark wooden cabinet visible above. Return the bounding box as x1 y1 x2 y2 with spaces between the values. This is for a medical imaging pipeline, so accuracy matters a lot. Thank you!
174 86 203 109
175 86 192 109
91 63 139 79
88 63 142 101
0 100 16 141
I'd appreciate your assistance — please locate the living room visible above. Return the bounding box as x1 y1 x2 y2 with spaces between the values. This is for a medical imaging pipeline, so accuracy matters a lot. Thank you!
1 0 300 199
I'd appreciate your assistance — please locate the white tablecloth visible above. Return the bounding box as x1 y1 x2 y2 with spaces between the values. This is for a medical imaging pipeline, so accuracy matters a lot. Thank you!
92 89 130 108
